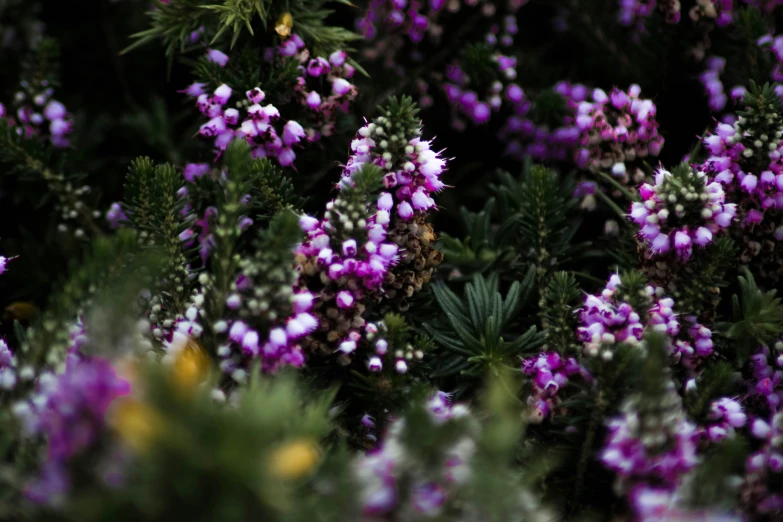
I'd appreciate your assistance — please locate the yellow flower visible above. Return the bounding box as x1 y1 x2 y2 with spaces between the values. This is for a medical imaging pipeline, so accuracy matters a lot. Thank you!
172 338 210 393
275 13 293 37
3 301 39 322
269 439 321 480
111 399 162 454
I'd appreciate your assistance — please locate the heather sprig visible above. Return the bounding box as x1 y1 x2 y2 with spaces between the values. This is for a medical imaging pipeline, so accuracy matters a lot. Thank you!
630 164 735 260
186 35 357 168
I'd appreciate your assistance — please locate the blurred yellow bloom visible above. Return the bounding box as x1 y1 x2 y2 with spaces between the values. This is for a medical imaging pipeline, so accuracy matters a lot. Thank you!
172 338 210 392
3 301 39 322
269 439 321 480
275 13 293 37
111 399 161 454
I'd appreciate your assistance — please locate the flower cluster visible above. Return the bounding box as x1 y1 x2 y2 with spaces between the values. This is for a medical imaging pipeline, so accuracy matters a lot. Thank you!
0 339 17 391
600 385 699 494
701 91 783 225
630 164 735 260
744 411 783 514
296 99 445 368
669 319 714 368
442 50 518 128
353 391 476 516
295 168 401 360
218 249 317 376
572 84 664 175
629 486 741 522
735 341 783 514
618 0 681 30
21 357 130 504
357 0 447 43
577 273 649 357
187 35 356 167
521 351 590 423
746 344 783 415
699 56 728 112
758 31 783 85
1 83 73 147
700 397 747 443
272 35 358 142
500 80 584 163
341 105 447 313
192 82 302 167
501 83 664 180
700 85 783 278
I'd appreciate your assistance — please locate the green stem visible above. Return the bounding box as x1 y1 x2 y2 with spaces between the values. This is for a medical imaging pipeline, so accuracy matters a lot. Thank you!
595 170 637 202
594 190 627 221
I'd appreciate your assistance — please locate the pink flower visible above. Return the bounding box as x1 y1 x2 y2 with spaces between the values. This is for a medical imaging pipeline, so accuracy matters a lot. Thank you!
329 50 347 67
206 48 229 67
277 147 296 167
213 84 232 105
282 120 305 146
246 88 265 104
184 163 210 182
43 101 66 121
397 201 414 219
333 78 353 96
306 91 322 110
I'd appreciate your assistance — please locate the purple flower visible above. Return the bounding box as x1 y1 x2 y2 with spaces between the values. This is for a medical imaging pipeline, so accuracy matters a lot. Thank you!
183 163 210 182
336 291 354 309
179 82 207 97
333 78 353 96
206 48 229 67
307 57 331 77
306 91 322 109
43 101 66 121
282 120 305 146
105 202 127 229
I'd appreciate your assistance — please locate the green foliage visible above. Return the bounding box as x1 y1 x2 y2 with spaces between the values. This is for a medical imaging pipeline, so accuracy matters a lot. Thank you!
459 43 499 92
492 165 588 306
530 89 569 129
200 139 265 340
20 36 61 88
438 197 519 276
684 361 739 421
741 80 783 116
426 274 542 382
258 209 304 254
613 269 652 318
683 436 748 511
287 3 362 60
247 159 306 219
192 43 303 98
123 0 210 60
204 0 270 47
468 373 556 522
52 368 339 522
540 271 581 354
24 230 161 370
673 236 738 317
724 267 783 363
324 164 384 250
122 157 193 313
